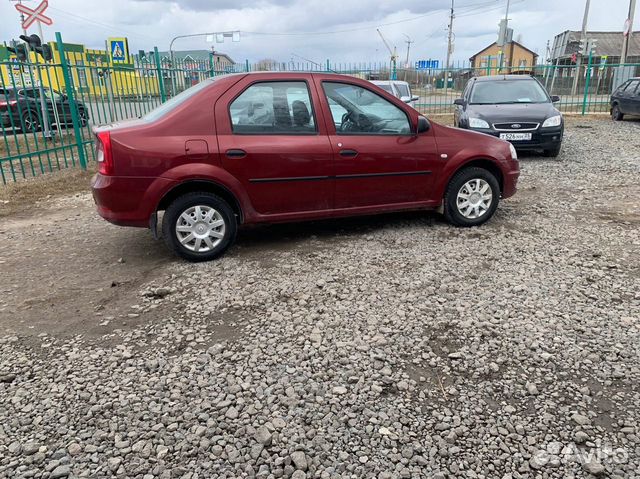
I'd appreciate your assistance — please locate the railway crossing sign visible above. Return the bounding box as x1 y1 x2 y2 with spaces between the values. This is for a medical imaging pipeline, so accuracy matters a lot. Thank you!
15 0 53 30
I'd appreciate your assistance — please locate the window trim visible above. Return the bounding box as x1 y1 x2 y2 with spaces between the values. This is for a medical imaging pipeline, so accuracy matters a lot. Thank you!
321 80 413 136
228 79 319 136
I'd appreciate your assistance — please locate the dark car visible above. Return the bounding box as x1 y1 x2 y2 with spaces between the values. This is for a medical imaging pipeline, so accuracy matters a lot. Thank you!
453 75 563 157
610 77 640 121
0 86 89 133
91 72 519 262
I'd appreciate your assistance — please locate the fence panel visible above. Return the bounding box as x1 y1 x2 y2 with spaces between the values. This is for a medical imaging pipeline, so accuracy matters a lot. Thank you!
2 34 640 186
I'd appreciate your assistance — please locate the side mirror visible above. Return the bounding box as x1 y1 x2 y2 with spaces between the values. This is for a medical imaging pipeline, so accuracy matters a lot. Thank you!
417 116 430 134
453 98 466 106
411 95 419 102
551 95 560 103
401 96 411 103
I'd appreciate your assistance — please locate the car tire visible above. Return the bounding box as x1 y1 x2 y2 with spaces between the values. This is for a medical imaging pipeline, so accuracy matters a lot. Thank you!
443 167 500 227
611 104 624 121
21 110 40 133
162 192 237 262
543 144 562 158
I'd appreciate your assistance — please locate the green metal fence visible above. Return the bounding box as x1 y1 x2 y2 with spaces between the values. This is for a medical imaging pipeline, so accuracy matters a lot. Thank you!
1 32 639 185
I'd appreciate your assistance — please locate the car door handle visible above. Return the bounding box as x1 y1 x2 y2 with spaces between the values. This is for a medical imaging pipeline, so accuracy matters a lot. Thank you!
339 149 358 158
225 149 247 159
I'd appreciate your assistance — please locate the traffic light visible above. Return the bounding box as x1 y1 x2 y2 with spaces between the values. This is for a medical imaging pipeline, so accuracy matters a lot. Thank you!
40 44 52 61
19 34 52 62
578 38 597 56
7 41 28 62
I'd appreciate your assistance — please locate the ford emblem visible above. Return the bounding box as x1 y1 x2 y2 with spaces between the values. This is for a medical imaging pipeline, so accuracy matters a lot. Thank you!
511 123 521 129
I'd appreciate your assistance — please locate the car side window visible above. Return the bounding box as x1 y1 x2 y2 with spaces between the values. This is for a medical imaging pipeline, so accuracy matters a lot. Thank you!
230 81 316 134
629 80 640 94
463 81 473 100
322 82 411 135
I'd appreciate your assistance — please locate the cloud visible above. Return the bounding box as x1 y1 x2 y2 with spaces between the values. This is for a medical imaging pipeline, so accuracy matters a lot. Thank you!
0 0 633 65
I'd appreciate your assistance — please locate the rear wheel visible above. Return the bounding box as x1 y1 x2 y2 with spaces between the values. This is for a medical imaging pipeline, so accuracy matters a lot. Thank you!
611 104 624 121
443 167 500 227
79 110 89 127
162 192 237 262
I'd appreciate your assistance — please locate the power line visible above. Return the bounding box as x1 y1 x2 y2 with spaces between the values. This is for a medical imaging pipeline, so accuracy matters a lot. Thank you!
240 0 509 37
47 7 160 41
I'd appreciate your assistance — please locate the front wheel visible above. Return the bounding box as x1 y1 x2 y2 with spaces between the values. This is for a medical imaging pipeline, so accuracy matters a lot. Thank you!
21 110 40 133
162 192 237 262
543 144 562 158
611 104 624 121
443 167 500 227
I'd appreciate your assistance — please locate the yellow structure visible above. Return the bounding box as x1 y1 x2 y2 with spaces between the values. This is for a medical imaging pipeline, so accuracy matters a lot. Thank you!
0 40 159 98
469 41 539 76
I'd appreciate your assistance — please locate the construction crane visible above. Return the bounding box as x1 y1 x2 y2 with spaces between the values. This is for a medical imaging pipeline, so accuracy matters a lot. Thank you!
377 29 398 80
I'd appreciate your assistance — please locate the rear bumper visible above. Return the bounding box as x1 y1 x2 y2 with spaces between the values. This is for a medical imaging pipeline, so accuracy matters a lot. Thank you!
91 173 176 228
472 126 563 151
1 111 15 128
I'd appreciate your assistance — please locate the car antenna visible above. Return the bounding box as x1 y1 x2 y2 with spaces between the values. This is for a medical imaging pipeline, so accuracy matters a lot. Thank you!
290 52 338 73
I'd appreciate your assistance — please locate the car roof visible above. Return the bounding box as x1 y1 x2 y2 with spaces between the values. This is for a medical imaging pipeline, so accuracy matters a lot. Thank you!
473 75 536 82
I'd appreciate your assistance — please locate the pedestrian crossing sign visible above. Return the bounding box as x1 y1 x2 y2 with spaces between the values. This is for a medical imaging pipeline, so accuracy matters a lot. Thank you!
108 37 129 63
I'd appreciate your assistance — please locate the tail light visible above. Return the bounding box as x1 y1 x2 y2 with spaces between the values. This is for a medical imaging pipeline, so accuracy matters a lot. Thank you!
0 100 18 110
96 130 113 175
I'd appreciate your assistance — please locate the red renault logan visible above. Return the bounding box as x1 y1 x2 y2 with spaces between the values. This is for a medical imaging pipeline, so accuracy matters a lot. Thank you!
91 72 519 261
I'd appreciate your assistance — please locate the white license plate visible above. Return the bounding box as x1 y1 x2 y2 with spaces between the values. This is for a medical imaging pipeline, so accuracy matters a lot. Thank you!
500 132 532 141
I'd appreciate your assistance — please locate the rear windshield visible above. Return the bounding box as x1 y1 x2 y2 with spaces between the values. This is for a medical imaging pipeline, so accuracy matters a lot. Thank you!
142 79 214 122
376 84 393 94
395 83 410 97
470 80 549 104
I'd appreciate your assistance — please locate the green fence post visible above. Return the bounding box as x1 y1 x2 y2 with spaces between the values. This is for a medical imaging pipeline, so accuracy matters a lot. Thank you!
55 32 87 170
581 49 593 116
209 51 215 77
245 59 250 72
153 47 166 103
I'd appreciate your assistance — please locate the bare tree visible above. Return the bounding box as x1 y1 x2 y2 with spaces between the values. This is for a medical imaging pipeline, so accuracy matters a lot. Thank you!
255 59 278 71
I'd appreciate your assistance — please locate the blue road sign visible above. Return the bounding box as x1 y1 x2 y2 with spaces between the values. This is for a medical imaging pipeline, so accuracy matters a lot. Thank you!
109 39 127 62
415 60 439 70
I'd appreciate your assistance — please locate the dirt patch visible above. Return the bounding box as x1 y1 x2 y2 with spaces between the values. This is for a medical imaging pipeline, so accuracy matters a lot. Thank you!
0 167 94 217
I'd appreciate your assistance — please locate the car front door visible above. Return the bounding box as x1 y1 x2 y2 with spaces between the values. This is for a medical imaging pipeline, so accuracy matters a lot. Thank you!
316 79 440 209
216 77 334 216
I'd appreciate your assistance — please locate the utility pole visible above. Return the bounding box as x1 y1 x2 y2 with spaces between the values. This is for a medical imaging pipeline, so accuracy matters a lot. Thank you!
621 0 637 64
445 0 454 92
500 0 511 72
14 0 27 36
403 34 414 81
572 0 591 96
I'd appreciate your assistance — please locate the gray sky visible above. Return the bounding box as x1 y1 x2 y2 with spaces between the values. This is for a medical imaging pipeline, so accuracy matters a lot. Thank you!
0 0 635 64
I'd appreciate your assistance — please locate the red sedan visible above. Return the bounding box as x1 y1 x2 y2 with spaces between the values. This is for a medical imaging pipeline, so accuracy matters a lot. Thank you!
91 72 520 261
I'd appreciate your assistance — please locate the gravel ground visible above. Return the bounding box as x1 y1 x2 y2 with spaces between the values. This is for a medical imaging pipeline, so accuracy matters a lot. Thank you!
0 117 639 479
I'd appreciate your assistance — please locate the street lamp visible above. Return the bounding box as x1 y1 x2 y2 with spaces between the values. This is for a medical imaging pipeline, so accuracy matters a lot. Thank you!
168 31 240 95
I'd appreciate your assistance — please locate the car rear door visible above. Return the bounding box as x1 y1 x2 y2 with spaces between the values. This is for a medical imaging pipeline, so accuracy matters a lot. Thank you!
215 75 334 216
619 80 639 113
315 77 440 209
630 81 640 115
